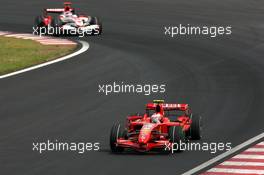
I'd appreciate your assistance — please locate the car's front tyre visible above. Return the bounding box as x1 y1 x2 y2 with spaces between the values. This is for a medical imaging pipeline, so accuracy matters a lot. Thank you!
110 123 124 153
168 126 186 152
90 17 102 35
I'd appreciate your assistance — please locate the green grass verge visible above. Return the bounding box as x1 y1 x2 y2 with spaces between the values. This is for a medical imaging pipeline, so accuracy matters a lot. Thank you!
0 36 77 75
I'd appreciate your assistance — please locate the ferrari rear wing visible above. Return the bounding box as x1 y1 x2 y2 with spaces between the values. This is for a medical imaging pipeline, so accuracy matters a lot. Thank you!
146 103 189 111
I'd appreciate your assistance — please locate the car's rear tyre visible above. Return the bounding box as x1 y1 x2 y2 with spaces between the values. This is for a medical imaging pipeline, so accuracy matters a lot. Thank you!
168 126 186 152
110 123 124 153
33 15 46 35
190 114 202 140
34 15 45 27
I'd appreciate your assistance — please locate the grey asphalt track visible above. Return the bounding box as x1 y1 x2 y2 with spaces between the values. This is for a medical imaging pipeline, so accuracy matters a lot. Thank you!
0 0 264 174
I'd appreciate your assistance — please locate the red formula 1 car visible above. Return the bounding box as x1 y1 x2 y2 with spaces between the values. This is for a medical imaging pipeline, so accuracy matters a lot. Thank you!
110 100 202 153
34 2 102 36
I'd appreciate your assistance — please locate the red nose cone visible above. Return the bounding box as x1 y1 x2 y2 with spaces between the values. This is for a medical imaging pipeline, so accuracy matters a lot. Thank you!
138 133 150 144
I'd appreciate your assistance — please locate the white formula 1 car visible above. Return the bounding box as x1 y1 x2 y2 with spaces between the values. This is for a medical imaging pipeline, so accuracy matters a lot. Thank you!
34 2 102 36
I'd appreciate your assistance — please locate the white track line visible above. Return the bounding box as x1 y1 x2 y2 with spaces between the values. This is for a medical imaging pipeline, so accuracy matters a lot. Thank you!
182 132 264 175
0 41 89 79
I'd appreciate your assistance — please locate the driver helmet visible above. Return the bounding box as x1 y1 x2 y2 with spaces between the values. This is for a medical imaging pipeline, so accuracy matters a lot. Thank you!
151 113 162 123
64 11 73 17
64 2 72 12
